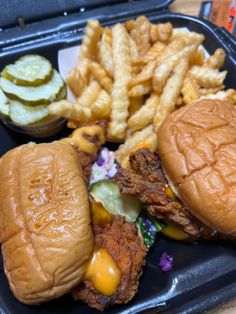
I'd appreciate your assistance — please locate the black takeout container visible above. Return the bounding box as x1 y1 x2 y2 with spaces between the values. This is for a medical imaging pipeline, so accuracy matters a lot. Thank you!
0 1 236 313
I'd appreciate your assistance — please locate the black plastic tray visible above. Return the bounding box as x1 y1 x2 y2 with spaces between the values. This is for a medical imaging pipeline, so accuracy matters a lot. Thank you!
0 1 236 313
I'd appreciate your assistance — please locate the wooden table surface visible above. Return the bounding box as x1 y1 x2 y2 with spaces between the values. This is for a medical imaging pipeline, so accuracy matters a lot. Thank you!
169 2 235 313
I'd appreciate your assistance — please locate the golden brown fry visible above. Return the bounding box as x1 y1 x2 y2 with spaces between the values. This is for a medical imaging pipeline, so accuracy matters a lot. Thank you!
171 29 205 45
128 81 152 97
99 28 114 78
190 48 205 66
48 100 92 123
89 61 113 93
129 60 157 88
176 96 183 107
125 19 136 32
204 48 226 69
199 86 224 95
199 90 230 101
128 93 159 132
91 89 111 119
129 37 140 64
66 67 85 97
115 125 154 164
153 58 189 131
79 20 102 61
128 96 145 116
189 66 227 88
121 132 157 168
158 39 186 64
108 24 132 141
78 80 101 107
143 41 166 63
182 75 200 105
67 120 80 129
153 44 198 94
131 16 151 56
226 89 236 104
77 58 90 85
150 22 173 43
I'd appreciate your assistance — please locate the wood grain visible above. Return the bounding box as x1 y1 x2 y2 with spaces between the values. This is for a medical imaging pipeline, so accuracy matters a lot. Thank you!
169 2 236 313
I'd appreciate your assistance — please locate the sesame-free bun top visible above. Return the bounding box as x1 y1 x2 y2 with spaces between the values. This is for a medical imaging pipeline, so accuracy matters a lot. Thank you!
0 142 93 304
157 99 236 236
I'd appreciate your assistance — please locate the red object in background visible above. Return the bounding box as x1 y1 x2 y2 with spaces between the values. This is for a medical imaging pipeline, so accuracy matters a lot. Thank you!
208 0 236 35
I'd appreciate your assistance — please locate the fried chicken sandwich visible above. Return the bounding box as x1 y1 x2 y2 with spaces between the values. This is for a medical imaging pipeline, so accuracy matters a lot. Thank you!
115 99 236 240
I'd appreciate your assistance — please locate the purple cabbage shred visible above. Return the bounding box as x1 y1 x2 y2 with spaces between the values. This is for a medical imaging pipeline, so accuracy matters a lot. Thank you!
159 252 173 272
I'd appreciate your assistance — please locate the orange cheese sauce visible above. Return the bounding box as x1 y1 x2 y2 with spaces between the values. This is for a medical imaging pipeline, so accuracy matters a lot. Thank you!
165 187 176 200
91 200 112 226
84 248 121 296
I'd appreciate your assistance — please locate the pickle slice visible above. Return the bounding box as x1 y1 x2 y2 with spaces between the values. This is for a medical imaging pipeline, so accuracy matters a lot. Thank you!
9 101 48 125
0 70 65 106
90 180 142 222
2 55 53 86
0 88 10 117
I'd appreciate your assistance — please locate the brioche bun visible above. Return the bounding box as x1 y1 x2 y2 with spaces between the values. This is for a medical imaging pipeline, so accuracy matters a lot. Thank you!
0 142 93 304
157 99 236 236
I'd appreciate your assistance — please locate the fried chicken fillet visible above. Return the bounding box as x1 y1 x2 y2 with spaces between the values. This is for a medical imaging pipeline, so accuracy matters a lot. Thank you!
73 216 147 310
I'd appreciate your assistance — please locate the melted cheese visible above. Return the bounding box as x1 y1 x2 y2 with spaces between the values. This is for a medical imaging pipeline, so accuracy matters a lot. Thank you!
91 200 112 226
161 222 190 240
62 125 105 154
84 248 121 296
165 187 176 200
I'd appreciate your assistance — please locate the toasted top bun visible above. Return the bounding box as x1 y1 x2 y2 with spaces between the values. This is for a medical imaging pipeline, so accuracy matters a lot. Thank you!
157 99 236 236
0 142 93 304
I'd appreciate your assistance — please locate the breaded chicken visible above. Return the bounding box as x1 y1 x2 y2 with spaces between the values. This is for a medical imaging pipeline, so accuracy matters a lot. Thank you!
73 216 147 310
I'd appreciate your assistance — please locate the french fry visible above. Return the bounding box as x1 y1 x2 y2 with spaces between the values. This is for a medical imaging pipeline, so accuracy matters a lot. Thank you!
171 29 205 45
67 120 80 129
78 80 101 107
143 41 166 63
199 90 230 101
204 48 226 69
226 89 236 104
115 125 154 164
91 89 111 119
189 66 227 88
128 93 159 132
89 61 113 93
176 96 183 107
108 24 131 141
128 81 152 97
199 86 224 95
153 58 189 131
125 19 136 32
182 75 200 105
129 37 140 65
66 67 85 97
79 20 102 61
99 28 114 78
158 39 186 64
131 16 151 56
190 48 205 66
78 58 90 84
150 22 173 43
121 132 157 168
48 100 92 123
128 96 145 116
153 44 198 94
129 60 157 88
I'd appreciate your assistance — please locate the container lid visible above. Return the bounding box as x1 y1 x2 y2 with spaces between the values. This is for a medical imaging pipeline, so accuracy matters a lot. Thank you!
0 0 172 29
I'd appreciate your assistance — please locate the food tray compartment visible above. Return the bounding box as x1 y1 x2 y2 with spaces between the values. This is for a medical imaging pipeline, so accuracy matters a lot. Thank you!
0 3 236 313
